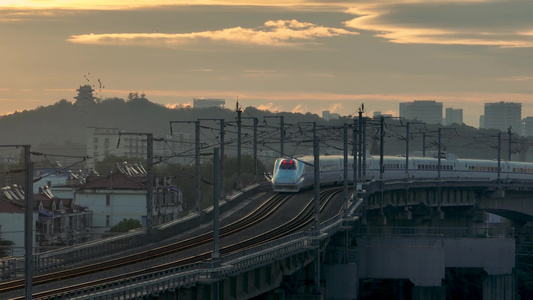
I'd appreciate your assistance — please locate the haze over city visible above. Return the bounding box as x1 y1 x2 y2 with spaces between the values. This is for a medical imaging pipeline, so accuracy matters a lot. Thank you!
2 0 533 127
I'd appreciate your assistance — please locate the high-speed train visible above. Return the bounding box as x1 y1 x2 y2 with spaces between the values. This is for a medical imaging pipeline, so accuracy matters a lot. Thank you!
270 153 533 193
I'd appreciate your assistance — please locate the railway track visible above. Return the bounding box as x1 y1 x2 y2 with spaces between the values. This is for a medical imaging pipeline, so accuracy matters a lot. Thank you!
4 188 343 299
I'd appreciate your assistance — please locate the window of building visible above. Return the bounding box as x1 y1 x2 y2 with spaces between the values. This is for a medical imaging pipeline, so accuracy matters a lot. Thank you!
106 215 110 227
106 194 111 206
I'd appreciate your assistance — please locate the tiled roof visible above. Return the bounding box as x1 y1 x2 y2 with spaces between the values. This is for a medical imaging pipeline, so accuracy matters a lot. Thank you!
81 172 146 190
0 199 24 213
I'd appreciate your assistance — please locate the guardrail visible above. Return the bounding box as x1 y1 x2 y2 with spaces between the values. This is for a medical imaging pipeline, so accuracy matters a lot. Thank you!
0 184 263 280
355 226 514 239
53 231 317 299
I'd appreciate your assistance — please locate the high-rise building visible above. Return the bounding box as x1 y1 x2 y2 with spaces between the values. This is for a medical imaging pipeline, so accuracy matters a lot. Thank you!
523 117 533 136
481 101 522 134
444 108 463 125
399 100 443 124
322 111 340 121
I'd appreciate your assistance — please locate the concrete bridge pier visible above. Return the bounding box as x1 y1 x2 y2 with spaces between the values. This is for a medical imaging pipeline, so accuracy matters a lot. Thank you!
482 271 515 300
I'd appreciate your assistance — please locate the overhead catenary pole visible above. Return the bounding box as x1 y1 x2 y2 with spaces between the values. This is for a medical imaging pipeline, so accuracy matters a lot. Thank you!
236 103 242 189
243 117 259 181
406 122 410 177
195 121 201 211
379 116 385 180
508 126 512 161
498 133 502 182
23 145 32 300
405 121 425 178
353 118 358 193
199 119 225 201
343 123 348 215
146 133 153 234
312 121 321 295
358 108 364 181
169 121 201 212
438 128 442 180
362 117 367 180
264 115 284 156
212 147 220 260
116 133 155 238
422 132 426 157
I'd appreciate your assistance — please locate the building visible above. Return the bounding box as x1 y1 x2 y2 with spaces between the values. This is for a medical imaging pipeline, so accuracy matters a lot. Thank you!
444 108 463 125
373 111 393 118
75 172 183 234
0 185 92 255
86 126 150 169
193 98 225 109
33 187 92 248
399 100 443 124
87 126 195 169
322 111 340 121
523 117 533 137
481 101 522 134
74 85 96 106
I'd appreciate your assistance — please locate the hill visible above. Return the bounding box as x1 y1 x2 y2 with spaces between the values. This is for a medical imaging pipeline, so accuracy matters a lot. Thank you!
0 96 530 164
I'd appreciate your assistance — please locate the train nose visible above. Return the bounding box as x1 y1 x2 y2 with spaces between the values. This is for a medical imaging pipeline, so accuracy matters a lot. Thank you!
274 176 296 184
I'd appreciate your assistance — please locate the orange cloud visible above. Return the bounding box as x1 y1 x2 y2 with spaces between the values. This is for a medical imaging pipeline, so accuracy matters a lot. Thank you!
257 102 281 113
68 19 359 48
291 104 308 114
344 2 533 48
165 103 192 109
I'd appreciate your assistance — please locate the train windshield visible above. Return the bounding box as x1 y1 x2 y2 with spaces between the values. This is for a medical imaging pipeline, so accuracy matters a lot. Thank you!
279 159 297 170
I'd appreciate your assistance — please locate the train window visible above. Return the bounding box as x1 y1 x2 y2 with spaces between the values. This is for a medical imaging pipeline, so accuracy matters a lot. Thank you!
280 160 296 170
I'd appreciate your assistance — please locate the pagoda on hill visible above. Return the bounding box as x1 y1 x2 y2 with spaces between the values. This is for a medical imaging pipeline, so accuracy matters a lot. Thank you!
74 85 96 106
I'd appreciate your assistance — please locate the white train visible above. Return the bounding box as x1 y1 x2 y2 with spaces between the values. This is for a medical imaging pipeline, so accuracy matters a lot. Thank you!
270 153 533 193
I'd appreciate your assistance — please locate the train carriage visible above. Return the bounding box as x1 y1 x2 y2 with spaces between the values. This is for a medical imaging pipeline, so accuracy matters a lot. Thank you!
271 153 533 193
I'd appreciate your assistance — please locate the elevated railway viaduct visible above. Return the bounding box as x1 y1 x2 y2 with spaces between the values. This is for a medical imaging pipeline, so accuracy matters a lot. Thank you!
4 180 533 299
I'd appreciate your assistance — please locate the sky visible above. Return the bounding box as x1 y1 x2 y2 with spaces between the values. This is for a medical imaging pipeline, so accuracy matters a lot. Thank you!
1 0 533 127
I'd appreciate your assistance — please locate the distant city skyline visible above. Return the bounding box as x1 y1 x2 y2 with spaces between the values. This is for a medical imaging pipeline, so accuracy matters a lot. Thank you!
2 1 533 127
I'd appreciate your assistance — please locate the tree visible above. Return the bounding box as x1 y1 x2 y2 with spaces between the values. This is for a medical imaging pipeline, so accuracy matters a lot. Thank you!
102 218 142 238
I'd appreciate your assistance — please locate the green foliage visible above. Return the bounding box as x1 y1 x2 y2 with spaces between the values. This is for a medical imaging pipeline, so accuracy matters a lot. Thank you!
102 218 142 238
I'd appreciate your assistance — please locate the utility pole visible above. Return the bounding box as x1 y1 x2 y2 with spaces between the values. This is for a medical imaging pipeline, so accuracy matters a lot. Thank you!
169 121 201 212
